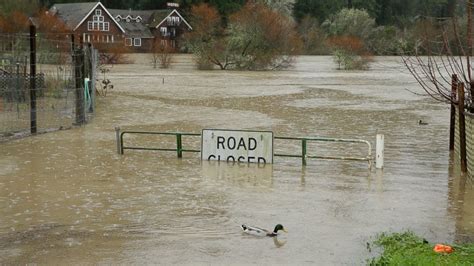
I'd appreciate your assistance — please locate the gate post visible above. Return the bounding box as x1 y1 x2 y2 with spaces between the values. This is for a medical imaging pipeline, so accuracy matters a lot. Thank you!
115 127 122 155
177 133 183 158
302 139 307 165
376 134 384 169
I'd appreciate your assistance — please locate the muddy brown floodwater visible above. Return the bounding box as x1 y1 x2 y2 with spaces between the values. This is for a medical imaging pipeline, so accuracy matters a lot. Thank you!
1 55 473 264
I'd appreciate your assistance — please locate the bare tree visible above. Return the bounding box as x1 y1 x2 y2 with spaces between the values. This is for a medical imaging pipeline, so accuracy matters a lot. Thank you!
402 0 473 110
151 38 174 69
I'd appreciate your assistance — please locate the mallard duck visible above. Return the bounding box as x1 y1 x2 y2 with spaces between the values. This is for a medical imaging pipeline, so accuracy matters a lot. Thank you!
418 119 428 125
241 224 287 237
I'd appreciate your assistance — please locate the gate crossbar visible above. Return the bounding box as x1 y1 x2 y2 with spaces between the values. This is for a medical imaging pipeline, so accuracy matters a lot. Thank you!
116 129 372 167
274 136 372 167
118 130 201 158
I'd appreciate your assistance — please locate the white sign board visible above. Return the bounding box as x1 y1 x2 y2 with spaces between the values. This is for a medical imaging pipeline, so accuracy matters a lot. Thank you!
201 129 273 164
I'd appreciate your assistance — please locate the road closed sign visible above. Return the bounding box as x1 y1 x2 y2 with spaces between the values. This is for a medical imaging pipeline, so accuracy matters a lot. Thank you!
201 129 273 164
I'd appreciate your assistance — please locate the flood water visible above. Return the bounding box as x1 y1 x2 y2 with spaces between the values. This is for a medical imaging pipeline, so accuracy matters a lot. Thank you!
1 55 473 264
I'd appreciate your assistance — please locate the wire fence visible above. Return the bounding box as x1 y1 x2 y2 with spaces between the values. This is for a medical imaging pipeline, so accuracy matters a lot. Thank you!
0 29 98 140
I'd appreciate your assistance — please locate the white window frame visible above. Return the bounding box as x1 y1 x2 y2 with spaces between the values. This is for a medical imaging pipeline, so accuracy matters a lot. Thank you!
134 38 141 47
125 38 132 46
160 27 167 36
95 9 101 16
87 21 93 31
104 22 109 31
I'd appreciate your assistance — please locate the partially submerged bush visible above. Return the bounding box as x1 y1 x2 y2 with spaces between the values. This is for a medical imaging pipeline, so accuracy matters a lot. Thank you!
184 2 301 70
328 36 372 70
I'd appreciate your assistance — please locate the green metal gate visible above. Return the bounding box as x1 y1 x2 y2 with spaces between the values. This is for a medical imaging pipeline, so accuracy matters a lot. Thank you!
115 127 372 167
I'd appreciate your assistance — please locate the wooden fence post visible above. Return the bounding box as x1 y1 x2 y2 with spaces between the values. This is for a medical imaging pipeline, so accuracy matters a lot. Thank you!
458 82 467 172
450 74 458 150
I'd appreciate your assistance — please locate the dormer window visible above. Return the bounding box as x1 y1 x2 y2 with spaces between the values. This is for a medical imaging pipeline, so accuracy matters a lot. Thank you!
135 16 142 23
116 16 121 22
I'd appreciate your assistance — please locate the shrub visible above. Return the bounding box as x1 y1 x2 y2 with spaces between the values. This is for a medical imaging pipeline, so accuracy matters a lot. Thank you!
328 36 372 70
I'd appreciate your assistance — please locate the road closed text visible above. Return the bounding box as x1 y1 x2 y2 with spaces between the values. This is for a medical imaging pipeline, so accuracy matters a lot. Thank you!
201 130 273 164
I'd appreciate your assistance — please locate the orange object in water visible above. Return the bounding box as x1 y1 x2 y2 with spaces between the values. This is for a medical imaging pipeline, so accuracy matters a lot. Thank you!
433 244 454 254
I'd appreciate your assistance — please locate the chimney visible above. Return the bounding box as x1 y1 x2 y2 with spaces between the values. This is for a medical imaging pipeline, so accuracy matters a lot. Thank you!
166 2 180 9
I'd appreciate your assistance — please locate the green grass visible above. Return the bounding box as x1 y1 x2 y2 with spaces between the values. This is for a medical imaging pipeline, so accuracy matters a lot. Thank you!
368 231 474 265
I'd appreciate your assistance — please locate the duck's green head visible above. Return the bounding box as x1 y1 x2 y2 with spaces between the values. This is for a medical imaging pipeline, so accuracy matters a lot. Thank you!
273 224 287 233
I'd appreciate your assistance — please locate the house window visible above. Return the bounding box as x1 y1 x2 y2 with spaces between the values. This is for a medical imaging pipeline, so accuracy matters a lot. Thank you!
160 27 167 36
88 10 107 32
134 38 141 47
125 38 132 46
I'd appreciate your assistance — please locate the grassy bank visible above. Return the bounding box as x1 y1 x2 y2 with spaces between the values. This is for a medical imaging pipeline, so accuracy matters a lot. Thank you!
368 231 474 265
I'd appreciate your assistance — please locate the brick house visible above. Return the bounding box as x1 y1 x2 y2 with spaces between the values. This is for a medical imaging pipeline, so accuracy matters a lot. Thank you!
50 1 192 52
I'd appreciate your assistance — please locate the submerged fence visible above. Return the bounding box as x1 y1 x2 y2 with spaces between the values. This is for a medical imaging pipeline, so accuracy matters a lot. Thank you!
454 108 474 179
0 26 98 139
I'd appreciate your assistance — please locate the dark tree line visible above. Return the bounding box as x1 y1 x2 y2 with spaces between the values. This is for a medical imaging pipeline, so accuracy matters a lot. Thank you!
1 0 463 26
294 0 462 26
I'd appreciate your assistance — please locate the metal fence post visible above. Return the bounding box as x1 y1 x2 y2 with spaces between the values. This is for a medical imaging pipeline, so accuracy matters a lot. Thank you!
177 133 183 158
29 24 37 134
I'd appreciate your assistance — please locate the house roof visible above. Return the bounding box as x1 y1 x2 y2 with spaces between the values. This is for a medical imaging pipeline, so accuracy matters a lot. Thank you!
149 10 172 28
117 21 153 38
152 9 192 30
50 2 97 29
108 9 156 24
50 1 125 33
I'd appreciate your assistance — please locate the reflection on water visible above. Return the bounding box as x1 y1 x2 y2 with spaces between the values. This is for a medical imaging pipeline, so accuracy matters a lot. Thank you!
201 161 274 189
273 236 287 248
0 55 473 264
448 153 474 243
